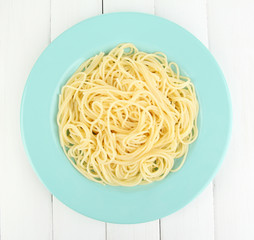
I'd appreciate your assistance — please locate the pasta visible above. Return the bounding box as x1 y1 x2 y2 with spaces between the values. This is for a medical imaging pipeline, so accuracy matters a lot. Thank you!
57 43 199 186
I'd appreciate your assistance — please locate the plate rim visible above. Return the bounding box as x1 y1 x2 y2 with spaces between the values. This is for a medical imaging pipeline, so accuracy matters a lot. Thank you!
20 12 232 224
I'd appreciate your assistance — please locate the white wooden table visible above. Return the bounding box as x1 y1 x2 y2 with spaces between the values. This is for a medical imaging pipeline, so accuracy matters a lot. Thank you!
1 0 254 239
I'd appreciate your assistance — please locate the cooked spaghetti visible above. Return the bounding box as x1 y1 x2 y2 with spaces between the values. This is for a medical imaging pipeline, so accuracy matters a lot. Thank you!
57 43 198 186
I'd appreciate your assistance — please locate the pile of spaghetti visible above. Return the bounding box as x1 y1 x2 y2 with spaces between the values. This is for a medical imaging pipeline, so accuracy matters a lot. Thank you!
57 43 198 186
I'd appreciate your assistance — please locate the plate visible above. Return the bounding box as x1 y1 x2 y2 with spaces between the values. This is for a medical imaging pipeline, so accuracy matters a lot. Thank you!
21 12 232 224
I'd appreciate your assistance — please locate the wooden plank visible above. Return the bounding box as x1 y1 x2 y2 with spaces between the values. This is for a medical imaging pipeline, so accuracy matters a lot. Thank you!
51 0 102 40
53 199 105 240
103 0 154 14
0 0 52 239
155 0 214 239
155 0 208 45
207 0 254 239
103 1 159 240
107 221 159 240
161 185 214 240
50 1 105 239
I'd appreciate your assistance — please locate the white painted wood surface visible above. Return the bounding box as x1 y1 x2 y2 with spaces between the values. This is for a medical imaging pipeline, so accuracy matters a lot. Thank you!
156 1 214 239
103 0 154 14
155 0 208 44
53 198 105 240
0 0 52 239
51 0 102 41
1 0 253 239
207 1 254 239
50 1 105 239
103 1 159 239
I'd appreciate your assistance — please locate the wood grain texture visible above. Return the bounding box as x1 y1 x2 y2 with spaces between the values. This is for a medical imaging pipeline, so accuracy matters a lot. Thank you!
155 0 208 46
2 0 253 239
53 199 105 240
107 221 159 240
207 0 254 239
103 0 154 14
155 1 214 239
0 0 52 239
103 1 159 240
161 185 214 240
50 1 105 239
51 0 101 40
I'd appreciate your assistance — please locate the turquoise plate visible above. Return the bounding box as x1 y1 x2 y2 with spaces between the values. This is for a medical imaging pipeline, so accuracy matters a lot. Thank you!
21 12 232 224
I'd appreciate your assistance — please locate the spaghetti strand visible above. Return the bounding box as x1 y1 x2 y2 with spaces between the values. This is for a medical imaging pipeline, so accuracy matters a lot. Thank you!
57 43 199 186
